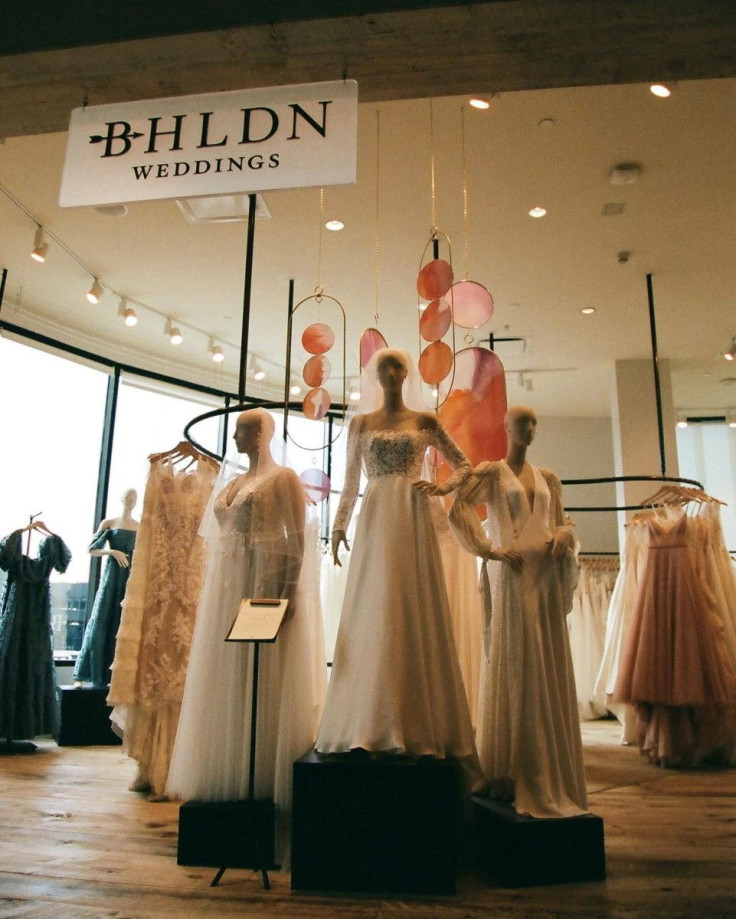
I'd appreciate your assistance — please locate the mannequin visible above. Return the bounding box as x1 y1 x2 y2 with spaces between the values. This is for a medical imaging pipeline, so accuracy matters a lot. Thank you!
316 348 478 767
449 405 587 818
167 408 326 867
73 489 139 687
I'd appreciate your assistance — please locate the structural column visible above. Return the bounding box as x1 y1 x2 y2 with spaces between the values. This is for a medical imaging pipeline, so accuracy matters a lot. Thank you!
610 358 679 543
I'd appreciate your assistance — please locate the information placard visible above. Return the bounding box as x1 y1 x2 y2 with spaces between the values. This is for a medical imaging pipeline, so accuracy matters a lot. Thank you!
226 598 289 643
60 80 358 207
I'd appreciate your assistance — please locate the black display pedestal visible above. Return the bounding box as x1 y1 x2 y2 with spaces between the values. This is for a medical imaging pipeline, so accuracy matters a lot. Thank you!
57 686 121 746
291 751 466 895
177 799 276 888
473 796 606 887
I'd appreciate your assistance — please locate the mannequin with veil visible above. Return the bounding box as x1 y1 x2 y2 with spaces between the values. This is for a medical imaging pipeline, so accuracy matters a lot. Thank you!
166 408 326 867
316 349 479 769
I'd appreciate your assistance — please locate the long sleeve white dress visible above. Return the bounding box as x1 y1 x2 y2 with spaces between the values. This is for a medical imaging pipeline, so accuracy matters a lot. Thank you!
450 460 587 818
315 412 478 761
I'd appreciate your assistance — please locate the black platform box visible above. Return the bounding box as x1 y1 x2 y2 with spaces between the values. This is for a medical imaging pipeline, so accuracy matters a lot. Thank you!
177 799 276 870
291 751 466 895
57 686 121 746
474 796 606 887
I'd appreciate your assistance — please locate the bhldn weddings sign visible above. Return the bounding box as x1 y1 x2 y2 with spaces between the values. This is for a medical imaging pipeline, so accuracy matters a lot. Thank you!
59 80 358 207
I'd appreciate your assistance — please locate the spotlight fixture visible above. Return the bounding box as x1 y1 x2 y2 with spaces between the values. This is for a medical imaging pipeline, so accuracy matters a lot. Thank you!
469 97 491 110
209 338 225 363
728 412 736 430
290 381 302 396
349 384 361 402
528 206 547 219
325 219 345 231
581 307 596 315
165 319 183 345
30 226 49 262
253 364 266 381
676 416 689 429
724 338 736 361
117 297 138 327
650 83 672 98
86 278 104 304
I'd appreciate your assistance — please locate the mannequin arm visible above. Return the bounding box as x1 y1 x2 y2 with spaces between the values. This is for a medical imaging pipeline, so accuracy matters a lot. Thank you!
413 415 471 496
331 415 362 564
542 469 577 558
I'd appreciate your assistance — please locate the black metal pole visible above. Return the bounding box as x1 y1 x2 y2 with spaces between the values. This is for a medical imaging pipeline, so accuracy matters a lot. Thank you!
283 279 295 442
0 267 7 320
432 237 440 260
646 273 667 475
238 193 258 402
87 367 121 617
248 642 260 801
219 395 232 457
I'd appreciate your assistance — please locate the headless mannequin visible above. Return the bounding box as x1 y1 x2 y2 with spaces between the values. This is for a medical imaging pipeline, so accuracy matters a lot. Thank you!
331 349 447 565
91 489 140 570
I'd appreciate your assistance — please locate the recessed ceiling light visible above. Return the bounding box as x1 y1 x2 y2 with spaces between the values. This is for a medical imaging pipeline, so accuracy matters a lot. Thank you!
94 204 129 217
538 118 555 129
469 97 491 110
581 307 596 315
609 163 642 185
650 83 672 98
325 219 345 231
528 206 547 219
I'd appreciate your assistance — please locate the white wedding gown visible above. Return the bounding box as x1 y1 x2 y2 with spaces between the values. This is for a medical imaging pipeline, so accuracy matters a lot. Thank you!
315 416 477 760
451 460 587 818
166 467 326 866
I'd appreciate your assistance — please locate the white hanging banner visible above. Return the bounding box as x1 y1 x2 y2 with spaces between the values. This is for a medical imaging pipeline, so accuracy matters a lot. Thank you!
59 80 358 207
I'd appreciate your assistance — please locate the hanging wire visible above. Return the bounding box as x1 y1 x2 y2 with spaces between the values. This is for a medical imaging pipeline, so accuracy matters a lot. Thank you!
316 187 325 297
374 109 381 327
429 99 437 230
461 106 470 280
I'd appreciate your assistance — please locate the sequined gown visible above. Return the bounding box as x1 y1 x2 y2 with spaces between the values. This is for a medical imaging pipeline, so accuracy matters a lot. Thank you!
73 527 137 687
315 416 477 759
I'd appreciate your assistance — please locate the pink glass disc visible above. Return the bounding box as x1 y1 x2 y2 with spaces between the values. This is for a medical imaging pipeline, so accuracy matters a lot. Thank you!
302 386 331 420
420 298 452 342
300 468 331 503
450 280 494 329
417 259 454 300
418 340 453 384
302 322 335 355
303 354 331 387
359 327 388 370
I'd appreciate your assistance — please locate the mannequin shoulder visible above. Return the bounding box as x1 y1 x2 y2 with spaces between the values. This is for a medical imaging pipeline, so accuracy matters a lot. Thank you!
416 411 441 431
538 466 562 487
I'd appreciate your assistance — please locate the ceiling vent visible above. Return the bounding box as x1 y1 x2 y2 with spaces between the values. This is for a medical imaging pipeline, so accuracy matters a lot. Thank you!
176 193 271 224
601 202 625 216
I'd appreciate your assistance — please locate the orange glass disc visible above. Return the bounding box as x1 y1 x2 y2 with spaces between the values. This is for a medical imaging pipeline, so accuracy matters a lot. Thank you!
302 386 331 420
420 298 452 342
418 340 453 384
417 259 453 300
302 322 335 355
359 327 388 370
303 354 331 387
450 280 494 329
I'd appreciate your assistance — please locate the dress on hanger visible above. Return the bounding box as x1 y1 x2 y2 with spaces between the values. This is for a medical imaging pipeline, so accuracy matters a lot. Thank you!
0 529 71 739
315 417 477 760
108 455 216 797
166 465 326 868
614 511 736 764
450 460 587 818
73 527 137 686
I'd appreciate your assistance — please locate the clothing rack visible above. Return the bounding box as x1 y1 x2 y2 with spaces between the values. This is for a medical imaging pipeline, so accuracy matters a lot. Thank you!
560 474 704 512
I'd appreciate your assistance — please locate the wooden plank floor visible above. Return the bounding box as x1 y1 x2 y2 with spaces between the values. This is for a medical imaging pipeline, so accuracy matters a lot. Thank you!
0 720 735 918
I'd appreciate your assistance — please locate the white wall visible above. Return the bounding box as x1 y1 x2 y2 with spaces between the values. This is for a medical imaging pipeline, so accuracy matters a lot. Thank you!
532 415 619 554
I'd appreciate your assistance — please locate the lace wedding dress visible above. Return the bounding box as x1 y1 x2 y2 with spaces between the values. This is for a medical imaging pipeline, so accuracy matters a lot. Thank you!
315 416 478 760
166 466 326 867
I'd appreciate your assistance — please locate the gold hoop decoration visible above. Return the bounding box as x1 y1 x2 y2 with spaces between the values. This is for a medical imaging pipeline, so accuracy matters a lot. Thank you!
416 228 457 409
284 289 347 452
450 279 495 329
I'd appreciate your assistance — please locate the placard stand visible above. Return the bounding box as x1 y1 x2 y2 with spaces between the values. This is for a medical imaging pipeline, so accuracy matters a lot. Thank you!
177 599 288 891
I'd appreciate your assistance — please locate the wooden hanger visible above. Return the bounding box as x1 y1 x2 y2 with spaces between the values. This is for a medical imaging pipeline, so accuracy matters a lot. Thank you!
149 440 219 470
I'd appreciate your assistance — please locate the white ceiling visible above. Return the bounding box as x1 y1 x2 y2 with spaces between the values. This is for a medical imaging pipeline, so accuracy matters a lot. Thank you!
1 77 735 418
